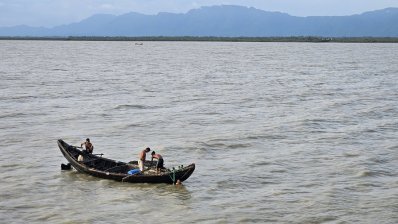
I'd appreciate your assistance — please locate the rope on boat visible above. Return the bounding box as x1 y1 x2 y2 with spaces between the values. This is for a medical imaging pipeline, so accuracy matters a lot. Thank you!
167 165 184 184
168 167 176 184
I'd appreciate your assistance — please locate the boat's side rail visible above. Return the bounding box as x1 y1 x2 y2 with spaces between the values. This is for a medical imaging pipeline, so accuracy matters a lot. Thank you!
104 164 131 173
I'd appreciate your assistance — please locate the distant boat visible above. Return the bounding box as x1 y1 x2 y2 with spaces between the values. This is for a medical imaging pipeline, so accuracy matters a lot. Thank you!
135 42 143 45
58 139 195 184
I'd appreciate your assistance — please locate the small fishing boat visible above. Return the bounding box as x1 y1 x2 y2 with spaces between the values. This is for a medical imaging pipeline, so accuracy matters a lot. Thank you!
58 139 195 184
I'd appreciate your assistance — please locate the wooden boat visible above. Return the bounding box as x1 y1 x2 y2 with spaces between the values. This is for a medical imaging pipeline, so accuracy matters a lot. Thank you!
58 139 195 184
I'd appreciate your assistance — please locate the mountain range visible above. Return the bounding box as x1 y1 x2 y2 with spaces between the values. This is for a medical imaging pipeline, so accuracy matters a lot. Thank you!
1 5 398 37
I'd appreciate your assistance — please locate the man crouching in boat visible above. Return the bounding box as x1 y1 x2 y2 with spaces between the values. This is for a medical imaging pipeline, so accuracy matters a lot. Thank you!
151 151 164 173
81 138 94 154
138 147 150 171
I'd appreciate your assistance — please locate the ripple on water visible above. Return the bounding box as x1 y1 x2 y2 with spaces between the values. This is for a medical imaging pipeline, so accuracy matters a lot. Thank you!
1 41 398 223
356 169 395 178
343 151 361 157
114 104 149 110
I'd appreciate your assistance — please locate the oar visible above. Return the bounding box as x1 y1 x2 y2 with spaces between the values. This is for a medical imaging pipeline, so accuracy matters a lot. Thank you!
73 146 103 156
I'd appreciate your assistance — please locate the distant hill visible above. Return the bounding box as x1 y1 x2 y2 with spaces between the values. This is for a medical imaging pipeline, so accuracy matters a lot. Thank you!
1 5 398 37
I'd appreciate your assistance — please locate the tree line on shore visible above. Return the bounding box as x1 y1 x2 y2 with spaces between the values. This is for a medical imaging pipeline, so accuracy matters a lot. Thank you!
1 36 398 43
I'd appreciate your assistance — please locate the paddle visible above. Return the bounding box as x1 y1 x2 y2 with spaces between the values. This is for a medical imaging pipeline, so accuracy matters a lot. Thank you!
73 146 103 156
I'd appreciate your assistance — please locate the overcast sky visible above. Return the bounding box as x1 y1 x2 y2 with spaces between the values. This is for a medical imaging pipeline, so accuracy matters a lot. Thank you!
1 0 398 27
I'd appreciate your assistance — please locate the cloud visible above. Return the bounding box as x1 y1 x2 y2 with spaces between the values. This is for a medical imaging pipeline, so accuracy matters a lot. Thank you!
100 4 114 10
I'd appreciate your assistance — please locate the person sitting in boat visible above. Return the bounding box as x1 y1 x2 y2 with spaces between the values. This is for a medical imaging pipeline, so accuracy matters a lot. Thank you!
138 147 150 171
151 151 164 172
81 138 94 154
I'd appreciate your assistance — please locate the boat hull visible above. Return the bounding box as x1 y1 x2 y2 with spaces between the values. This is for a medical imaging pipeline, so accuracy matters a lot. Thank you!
58 139 195 184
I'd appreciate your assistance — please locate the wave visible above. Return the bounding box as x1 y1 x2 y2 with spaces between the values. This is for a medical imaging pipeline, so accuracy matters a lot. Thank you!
0 111 47 119
252 161 271 166
0 112 26 119
122 123 148 128
387 145 398 150
0 95 38 101
227 143 252 149
343 152 361 157
356 169 395 177
0 163 22 168
51 68 68 71
356 170 373 177
197 139 252 150
199 142 226 149
270 169 287 173
246 134 286 140
114 104 148 110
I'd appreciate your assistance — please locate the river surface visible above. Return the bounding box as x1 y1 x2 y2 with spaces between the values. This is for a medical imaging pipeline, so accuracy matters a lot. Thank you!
0 40 397 223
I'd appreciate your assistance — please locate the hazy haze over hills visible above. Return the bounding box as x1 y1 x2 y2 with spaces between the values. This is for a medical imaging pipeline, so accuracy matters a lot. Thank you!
1 5 397 37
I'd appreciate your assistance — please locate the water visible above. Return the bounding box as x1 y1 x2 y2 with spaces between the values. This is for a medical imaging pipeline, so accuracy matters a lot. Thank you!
1 40 398 223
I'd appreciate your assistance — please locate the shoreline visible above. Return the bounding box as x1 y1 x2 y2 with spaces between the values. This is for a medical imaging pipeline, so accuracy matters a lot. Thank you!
1 36 398 43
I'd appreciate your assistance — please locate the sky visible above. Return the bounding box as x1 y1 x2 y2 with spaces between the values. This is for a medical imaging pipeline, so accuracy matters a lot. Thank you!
1 0 398 27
